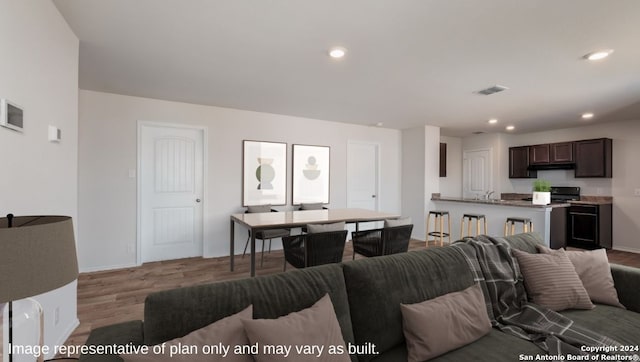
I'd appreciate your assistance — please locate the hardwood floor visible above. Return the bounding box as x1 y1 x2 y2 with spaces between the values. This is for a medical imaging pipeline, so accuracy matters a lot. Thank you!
61 240 640 354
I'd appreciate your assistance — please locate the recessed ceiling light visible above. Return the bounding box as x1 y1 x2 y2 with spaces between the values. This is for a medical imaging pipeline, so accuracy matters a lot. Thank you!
328 47 347 59
582 112 594 119
488 119 498 124
376 122 384 127
583 49 613 61
505 125 515 131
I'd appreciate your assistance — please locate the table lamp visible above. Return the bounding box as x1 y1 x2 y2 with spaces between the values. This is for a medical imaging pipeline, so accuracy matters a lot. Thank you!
0 214 79 362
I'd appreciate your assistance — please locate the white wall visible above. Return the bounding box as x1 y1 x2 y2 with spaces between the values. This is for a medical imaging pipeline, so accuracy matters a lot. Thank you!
401 127 426 239
439 136 462 197
458 119 640 253
78 90 402 271
0 0 79 357
401 126 441 240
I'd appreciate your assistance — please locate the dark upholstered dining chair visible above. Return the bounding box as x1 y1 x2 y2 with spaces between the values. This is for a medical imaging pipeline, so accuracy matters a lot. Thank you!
351 224 414 259
242 206 290 267
282 230 348 271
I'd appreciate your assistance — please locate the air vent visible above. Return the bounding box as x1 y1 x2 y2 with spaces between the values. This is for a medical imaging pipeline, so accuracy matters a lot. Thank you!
476 85 509 95
472 131 485 135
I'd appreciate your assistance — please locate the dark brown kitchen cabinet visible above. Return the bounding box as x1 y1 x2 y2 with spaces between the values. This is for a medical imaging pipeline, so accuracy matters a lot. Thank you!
529 144 550 164
574 138 612 178
439 143 446 177
509 146 537 178
568 203 612 249
550 142 573 163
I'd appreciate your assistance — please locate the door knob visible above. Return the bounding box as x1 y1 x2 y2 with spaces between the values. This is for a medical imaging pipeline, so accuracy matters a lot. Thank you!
371 195 376 198
196 199 201 203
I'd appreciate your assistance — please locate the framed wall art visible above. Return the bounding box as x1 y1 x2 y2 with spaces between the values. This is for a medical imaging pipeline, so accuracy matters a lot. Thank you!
292 144 330 205
242 140 287 206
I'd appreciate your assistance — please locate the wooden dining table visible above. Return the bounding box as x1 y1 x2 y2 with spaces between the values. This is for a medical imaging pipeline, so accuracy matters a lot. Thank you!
230 208 400 277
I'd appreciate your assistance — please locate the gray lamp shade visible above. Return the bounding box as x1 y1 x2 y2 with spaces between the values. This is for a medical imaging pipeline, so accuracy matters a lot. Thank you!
0 215 79 303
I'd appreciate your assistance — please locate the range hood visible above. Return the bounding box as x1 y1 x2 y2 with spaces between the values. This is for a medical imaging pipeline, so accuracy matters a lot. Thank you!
527 163 575 171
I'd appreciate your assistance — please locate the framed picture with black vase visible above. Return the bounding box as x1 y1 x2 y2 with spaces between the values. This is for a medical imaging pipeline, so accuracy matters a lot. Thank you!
242 140 287 206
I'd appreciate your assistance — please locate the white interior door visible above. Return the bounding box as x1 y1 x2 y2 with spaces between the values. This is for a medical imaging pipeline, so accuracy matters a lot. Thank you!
462 148 492 199
139 123 204 263
347 141 379 211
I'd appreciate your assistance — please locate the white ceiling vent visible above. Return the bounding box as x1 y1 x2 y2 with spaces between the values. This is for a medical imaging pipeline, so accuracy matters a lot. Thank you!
476 85 509 95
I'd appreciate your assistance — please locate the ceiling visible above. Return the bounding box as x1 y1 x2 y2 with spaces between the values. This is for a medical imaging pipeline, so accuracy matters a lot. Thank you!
53 0 640 136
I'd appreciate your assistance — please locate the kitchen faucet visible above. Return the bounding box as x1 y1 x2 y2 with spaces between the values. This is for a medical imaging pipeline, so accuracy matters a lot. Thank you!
484 191 495 200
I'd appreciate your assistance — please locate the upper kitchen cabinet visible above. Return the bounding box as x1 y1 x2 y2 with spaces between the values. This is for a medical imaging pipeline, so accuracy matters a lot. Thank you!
574 138 612 178
529 144 550 164
529 142 574 164
550 142 573 163
509 146 537 178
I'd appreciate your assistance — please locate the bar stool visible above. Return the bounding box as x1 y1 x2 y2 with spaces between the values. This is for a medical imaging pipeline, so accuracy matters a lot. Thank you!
504 217 533 236
426 210 451 247
460 214 487 240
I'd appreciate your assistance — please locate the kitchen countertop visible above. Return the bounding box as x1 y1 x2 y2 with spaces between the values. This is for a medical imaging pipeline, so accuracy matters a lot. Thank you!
500 193 612 205
432 196 570 208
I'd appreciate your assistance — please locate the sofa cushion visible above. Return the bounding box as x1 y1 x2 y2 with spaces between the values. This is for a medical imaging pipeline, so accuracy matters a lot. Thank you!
343 246 475 361
400 283 491 361
122 305 253 362
242 294 350 362
537 246 624 308
143 263 356 361
512 248 594 311
370 329 545 362
561 304 640 345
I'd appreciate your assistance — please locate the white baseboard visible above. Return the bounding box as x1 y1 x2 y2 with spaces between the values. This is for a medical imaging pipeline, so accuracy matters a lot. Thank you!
80 262 139 273
612 246 640 254
46 318 80 359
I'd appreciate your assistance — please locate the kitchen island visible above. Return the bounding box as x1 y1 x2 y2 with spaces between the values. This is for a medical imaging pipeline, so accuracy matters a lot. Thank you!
431 197 569 247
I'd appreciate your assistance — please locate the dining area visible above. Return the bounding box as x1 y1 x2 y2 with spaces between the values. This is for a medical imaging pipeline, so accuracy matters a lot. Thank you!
229 206 414 277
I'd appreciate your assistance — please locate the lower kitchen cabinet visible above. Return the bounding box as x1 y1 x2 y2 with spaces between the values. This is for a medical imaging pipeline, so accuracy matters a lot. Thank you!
568 204 612 249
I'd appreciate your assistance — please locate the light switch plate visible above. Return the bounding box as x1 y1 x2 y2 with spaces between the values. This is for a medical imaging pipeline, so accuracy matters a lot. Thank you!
128 169 136 178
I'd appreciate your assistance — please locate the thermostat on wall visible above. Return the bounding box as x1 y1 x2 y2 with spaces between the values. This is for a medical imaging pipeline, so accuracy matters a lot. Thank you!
0 99 24 132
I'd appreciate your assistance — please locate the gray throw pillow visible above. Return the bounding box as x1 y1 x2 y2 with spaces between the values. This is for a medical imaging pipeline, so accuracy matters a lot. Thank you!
242 294 350 362
384 217 412 228
537 245 625 308
512 248 594 311
299 203 324 210
306 221 345 233
400 283 492 362
247 204 271 213
121 305 253 361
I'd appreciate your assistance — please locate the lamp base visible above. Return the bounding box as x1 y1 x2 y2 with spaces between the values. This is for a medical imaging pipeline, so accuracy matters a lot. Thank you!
2 299 44 362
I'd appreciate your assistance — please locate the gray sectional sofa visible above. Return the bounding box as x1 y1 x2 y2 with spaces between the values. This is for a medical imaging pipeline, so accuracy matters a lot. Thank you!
80 233 640 361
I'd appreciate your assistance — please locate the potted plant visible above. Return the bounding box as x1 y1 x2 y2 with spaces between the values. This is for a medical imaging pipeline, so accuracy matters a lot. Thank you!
532 179 551 205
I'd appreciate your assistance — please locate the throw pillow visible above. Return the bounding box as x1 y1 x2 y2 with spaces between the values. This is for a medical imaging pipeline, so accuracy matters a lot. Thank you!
512 248 594 311
121 305 253 362
299 203 324 210
242 294 350 362
400 283 492 362
247 204 271 213
384 217 412 228
306 221 346 234
537 245 624 308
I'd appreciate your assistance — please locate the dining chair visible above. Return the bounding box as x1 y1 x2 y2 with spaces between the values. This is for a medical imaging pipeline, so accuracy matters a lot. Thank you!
351 224 414 259
242 206 290 267
282 230 348 271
